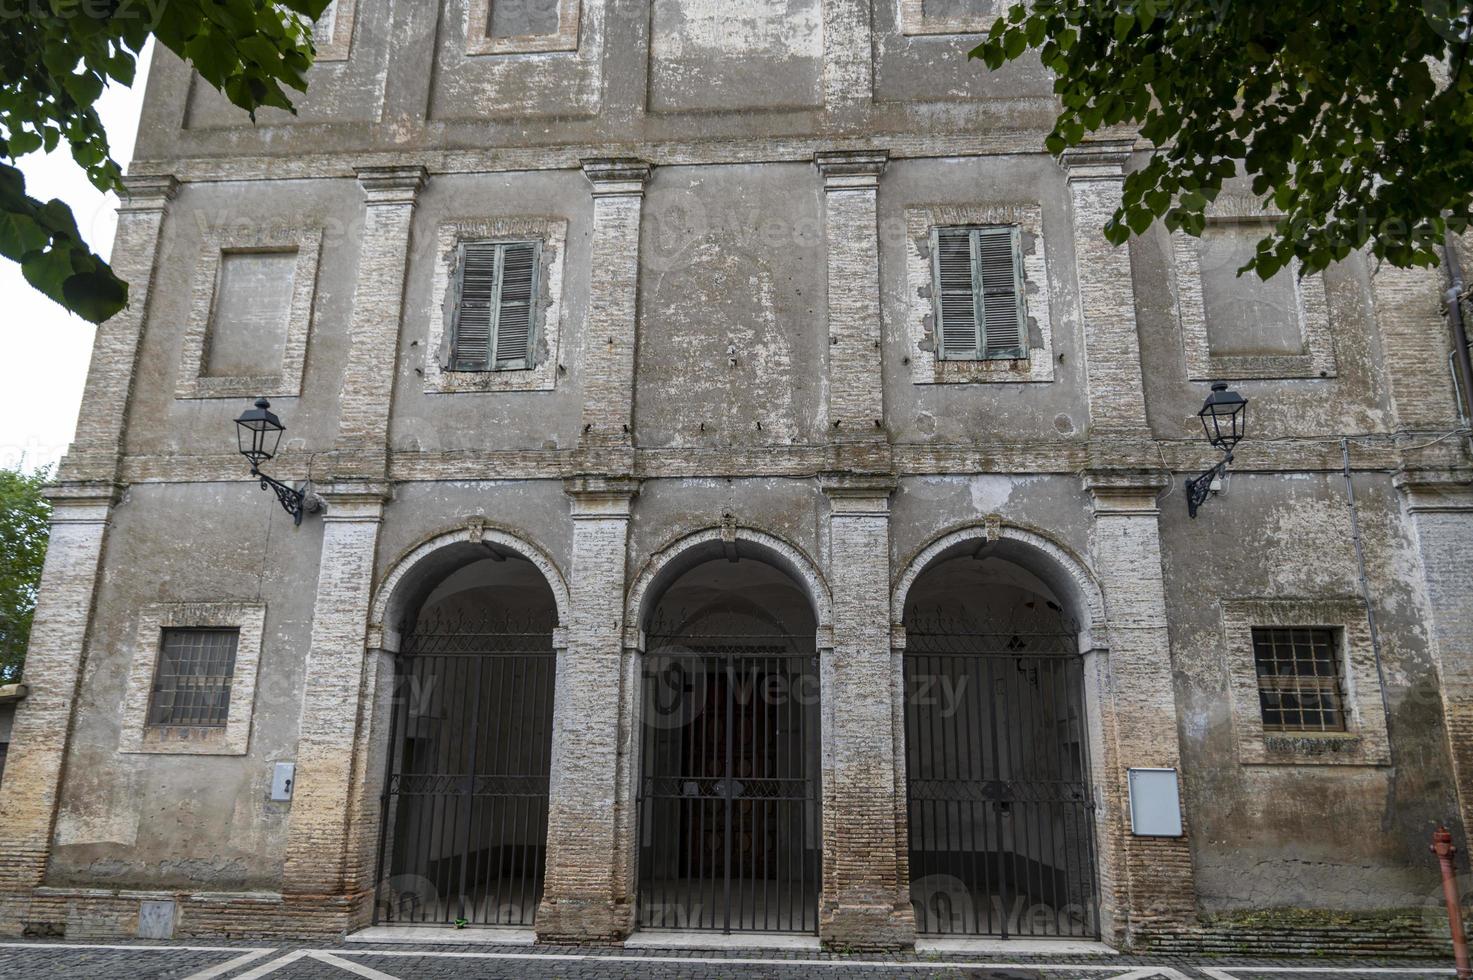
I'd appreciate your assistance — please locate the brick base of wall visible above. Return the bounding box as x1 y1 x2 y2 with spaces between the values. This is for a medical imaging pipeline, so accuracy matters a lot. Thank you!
1138 908 1450 958
0 888 1451 956
0 888 358 941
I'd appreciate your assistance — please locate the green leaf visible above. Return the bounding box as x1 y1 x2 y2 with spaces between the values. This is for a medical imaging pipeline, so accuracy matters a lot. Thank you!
0 0 322 321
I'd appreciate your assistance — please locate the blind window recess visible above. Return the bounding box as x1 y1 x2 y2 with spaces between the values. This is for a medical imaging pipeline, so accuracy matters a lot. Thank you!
931 225 1029 362
449 240 542 372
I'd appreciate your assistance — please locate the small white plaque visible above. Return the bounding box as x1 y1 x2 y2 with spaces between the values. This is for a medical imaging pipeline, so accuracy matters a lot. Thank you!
1128 767 1183 837
271 762 296 801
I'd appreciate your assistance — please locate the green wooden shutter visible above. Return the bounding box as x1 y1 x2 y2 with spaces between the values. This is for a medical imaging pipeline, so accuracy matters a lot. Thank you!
932 226 1027 361
493 242 538 370
451 241 540 372
934 227 980 359
453 242 497 370
977 225 1027 359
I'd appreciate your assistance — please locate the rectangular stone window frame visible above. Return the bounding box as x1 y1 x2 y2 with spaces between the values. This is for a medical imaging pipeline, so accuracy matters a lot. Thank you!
1220 598 1390 767
466 0 582 55
905 203 1056 385
898 0 992 36
312 0 356 62
121 602 265 756
425 217 567 393
1173 211 1338 381
175 226 322 401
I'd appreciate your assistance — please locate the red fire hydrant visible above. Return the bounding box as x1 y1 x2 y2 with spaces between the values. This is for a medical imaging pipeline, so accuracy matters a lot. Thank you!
1432 827 1472 980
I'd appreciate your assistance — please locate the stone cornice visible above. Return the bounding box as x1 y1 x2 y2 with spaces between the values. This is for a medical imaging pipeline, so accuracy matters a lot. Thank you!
1060 138 1136 181
316 480 392 522
44 479 123 510
819 472 896 514
115 174 179 213
354 165 428 205
565 475 640 517
109 436 1459 486
1083 469 1170 515
814 149 889 190
581 158 652 197
1394 466 1473 513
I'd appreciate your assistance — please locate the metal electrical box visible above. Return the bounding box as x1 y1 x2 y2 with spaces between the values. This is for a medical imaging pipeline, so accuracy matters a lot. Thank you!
1128 767 1184 837
271 762 296 802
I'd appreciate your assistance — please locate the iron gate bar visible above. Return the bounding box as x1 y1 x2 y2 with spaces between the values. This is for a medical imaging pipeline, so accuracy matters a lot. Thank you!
374 611 556 929
903 609 1100 940
637 631 821 935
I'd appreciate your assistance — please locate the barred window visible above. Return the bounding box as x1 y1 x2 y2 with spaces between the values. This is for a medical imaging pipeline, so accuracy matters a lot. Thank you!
1252 627 1346 732
148 628 240 729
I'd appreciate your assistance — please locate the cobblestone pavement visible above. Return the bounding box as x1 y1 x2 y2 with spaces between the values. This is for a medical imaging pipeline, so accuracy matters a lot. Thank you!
0 941 1455 980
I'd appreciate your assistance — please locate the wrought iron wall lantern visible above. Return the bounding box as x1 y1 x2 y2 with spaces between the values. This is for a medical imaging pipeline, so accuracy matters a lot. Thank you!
1186 382 1248 519
234 398 323 526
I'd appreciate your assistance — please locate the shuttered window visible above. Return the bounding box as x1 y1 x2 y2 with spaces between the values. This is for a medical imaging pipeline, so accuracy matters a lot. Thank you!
931 225 1027 360
451 240 540 371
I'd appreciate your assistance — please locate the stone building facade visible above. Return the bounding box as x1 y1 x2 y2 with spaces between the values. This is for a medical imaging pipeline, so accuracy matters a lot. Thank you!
1 0 1471 954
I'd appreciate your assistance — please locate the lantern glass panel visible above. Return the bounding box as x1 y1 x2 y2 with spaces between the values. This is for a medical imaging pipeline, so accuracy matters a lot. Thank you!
234 401 285 467
1198 385 1247 452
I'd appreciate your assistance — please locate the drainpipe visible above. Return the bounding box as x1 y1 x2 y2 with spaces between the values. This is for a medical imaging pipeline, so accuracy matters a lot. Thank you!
1442 236 1473 432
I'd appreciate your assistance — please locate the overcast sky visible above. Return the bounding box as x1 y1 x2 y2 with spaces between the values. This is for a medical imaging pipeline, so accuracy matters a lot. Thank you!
0 43 154 475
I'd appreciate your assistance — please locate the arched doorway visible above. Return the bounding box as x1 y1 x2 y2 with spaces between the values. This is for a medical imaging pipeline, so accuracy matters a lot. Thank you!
901 550 1100 939
636 556 822 934
373 550 559 928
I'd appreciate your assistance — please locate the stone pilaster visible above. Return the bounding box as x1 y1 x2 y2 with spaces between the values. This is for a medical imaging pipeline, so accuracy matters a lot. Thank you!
1084 472 1198 945
536 476 639 942
281 486 387 908
1397 468 1473 849
821 0 874 124
578 160 650 449
60 175 178 488
818 475 915 949
1062 142 1152 438
816 151 888 441
0 492 114 934
334 166 426 480
0 176 177 932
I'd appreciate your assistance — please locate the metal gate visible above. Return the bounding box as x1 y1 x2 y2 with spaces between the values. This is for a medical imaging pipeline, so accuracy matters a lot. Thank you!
637 625 821 934
373 610 556 928
903 609 1100 938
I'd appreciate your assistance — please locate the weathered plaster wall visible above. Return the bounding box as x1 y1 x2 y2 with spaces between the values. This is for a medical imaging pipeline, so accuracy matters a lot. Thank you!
1160 473 1461 911
635 164 826 449
123 178 364 461
7 0 1469 950
48 483 320 890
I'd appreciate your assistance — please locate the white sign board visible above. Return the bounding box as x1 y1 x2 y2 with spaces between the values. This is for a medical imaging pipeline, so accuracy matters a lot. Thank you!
1128 767 1183 837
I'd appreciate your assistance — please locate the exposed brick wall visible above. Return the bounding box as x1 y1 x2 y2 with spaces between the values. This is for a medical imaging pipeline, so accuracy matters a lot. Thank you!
578 161 649 449
1087 478 1200 945
0 505 112 921
333 167 426 480
281 494 386 898
816 151 887 438
1062 145 1151 436
820 482 915 948
536 481 637 942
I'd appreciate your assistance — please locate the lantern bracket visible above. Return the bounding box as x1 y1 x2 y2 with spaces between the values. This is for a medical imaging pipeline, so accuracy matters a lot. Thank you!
1186 453 1232 520
250 465 323 527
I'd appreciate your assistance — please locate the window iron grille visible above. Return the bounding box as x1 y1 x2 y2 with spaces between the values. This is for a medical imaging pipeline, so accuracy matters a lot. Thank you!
148 628 239 728
1252 627 1347 732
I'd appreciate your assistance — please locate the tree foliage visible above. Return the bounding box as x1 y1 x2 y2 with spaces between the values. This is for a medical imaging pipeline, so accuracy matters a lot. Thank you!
0 0 332 323
975 1 1473 278
0 465 51 683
